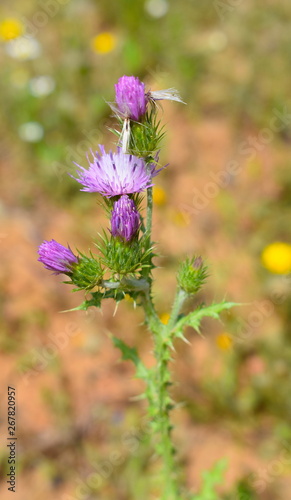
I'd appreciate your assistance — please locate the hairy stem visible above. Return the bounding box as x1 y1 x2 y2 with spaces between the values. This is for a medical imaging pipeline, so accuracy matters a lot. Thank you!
142 291 181 499
155 335 180 499
146 185 153 238
142 178 187 498
167 288 188 331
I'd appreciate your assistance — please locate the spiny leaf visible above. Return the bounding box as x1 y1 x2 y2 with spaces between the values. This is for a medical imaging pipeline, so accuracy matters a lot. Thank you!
65 288 127 312
174 301 239 336
60 303 91 313
61 294 103 312
92 289 125 302
193 459 227 500
113 337 148 380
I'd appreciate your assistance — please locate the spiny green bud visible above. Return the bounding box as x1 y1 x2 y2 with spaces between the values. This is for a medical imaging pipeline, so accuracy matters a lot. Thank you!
177 256 208 295
129 112 164 158
98 234 153 278
70 253 103 291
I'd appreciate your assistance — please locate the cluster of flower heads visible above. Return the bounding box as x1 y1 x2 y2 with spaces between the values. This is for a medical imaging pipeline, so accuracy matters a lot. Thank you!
38 76 183 282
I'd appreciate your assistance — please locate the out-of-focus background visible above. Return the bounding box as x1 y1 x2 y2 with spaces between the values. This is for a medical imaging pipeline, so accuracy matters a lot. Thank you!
1 1 291 499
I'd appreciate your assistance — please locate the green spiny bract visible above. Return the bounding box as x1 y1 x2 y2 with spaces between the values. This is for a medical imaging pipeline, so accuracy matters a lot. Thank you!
177 256 208 295
97 233 153 278
129 111 165 158
68 252 103 291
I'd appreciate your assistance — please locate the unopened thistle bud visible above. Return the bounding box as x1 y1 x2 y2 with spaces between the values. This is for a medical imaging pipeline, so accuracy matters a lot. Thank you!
38 239 78 274
111 195 140 242
115 75 147 121
177 256 208 295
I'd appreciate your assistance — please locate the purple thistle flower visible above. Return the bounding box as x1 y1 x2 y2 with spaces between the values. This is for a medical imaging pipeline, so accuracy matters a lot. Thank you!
111 195 140 241
73 146 161 197
112 76 185 122
115 76 147 121
38 239 78 274
110 75 184 152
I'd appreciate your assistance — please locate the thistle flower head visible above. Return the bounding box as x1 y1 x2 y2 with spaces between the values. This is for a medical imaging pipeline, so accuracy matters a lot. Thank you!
115 75 147 121
73 146 160 197
38 240 78 274
111 76 184 153
112 76 185 123
111 195 140 242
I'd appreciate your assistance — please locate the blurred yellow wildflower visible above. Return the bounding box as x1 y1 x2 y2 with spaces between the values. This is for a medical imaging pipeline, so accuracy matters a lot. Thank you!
171 209 190 227
216 333 233 350
91 32 117 54
160 312 170 325
153 185 167 206
261 242 291 274
0 18 24 41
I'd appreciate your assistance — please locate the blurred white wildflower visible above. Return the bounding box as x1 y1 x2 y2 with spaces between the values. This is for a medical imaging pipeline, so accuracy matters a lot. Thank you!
145 0 169 18
5 37 41 60
29 76 56 97
18 122 44 142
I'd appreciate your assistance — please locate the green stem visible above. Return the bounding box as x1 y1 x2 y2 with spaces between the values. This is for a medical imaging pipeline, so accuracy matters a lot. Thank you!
146 185 153 241
142 291 161 334
142 291 181 500
156 336 180 500
142 185 153 281
142 177 187 498
167 288 188 331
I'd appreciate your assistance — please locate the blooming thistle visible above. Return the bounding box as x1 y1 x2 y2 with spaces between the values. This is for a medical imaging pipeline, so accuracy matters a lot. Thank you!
73 145 161 197
34 75 240 498
111 195 140 242
38 239 78 274
111 75 184 152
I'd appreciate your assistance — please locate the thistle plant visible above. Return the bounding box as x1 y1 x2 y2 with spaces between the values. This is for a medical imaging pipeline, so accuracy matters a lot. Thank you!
38 75 237 499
